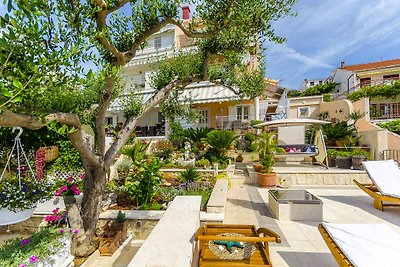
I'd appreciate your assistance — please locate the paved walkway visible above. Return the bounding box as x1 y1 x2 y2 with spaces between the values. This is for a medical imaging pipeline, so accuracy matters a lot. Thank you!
224 166 400 267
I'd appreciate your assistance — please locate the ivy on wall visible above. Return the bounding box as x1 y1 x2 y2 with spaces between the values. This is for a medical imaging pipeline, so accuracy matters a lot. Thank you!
347 81 400 102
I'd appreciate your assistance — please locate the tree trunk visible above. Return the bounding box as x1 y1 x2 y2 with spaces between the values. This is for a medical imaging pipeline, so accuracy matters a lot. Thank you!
64 160 106 258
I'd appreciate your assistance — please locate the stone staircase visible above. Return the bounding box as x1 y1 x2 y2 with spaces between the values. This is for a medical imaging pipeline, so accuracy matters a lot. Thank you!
230 162 253 185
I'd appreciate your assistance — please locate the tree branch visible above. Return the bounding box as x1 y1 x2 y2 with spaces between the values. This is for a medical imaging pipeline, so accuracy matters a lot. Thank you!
0 109 44 130
106 0 130 13
104 77 201 168
94 5 124 64
96 76 116 155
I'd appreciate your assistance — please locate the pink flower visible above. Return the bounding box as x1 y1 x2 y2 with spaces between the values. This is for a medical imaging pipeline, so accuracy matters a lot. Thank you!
29 255 39 263
52 208 60 214
60 185 68 192
71 184 78 190
74 189 81 195
55 215 61 221
67 177 73 182
80 174 85 180
54 190 61 196
18 265 26 267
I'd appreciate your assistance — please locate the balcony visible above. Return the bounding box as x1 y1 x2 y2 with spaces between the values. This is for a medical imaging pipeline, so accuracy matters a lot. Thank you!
370 102 400 121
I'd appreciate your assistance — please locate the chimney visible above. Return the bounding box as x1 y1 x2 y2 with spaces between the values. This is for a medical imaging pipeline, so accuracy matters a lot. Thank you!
340 61 346 68
182 6 191 20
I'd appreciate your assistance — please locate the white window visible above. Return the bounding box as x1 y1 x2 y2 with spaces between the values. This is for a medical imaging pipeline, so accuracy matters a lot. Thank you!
105 117 114 126
298 107 310 118
154 37 162 50
236 105 250 120
198 109 209 124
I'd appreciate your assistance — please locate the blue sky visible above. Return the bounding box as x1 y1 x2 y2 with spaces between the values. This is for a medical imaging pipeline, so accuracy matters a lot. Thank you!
264 0 400 90
2 1 400 91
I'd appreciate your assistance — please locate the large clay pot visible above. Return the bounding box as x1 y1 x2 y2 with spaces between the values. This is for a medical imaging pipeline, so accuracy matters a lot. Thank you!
253 164 263 172
336 156 352 169
258 172 277 187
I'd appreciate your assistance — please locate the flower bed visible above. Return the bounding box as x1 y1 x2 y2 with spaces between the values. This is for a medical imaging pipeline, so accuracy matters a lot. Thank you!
0 227 75 267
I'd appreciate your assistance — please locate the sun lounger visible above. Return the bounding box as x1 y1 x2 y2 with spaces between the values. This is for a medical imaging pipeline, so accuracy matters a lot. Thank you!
195 224 281 266
318 223 400 267
353 160 400 210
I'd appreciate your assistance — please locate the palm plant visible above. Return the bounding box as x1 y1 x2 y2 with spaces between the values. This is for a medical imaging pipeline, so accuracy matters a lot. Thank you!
255 133 284 173
184 127 212 148
206 130 239 156
179 165 200 183
120 140 150 164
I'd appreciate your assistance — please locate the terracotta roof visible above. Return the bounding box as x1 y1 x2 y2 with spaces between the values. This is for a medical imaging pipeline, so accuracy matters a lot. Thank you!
340 59 400 71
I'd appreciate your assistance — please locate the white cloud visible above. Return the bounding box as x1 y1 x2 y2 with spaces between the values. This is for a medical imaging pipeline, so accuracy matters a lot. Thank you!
265 0 400 89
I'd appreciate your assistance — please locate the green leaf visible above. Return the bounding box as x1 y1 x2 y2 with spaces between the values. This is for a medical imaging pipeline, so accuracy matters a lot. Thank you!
13 80 23 89
11 96 22 103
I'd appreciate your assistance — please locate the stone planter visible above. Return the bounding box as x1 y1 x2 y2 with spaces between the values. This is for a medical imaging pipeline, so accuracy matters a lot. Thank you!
0 207 36 226
99 221 128 256
328 157 336 168
336 156 352 169
258 172 277 187
352 156 366 170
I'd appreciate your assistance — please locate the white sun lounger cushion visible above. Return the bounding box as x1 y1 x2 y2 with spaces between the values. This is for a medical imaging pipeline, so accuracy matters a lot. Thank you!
362 160 400 198
323 223 400 267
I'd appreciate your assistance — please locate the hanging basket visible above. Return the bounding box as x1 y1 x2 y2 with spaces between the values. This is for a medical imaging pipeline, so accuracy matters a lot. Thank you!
0 207 36 226
44 146 59 163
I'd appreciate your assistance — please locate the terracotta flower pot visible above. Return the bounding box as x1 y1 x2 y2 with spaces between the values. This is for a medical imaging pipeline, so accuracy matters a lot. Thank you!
258 172 277 187
253 164 263 172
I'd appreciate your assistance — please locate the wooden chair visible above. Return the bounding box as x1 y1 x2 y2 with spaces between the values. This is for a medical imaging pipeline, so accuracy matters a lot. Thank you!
353 160 400 211
318 223 400 267
195 224 281 266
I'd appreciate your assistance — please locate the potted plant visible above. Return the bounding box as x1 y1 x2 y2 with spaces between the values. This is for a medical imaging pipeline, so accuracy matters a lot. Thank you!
98 211 128 256
0 176 52 225
235 153 243 162
335 151 352 169
351 149 371 170
255 133 285 187
253 163 263 172
326 149 338 167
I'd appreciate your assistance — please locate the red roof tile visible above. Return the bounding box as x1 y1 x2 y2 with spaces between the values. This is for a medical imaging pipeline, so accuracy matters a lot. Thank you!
340 59 400 71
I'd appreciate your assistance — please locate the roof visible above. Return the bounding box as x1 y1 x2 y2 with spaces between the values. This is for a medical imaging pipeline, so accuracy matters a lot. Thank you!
340 59 400 72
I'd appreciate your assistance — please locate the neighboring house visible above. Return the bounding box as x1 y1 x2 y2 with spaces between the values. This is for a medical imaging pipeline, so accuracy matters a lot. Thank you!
332 59 400 121
299 78 331 92
106 6 285 137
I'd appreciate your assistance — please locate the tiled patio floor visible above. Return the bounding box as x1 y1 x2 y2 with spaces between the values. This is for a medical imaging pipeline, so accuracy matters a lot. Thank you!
224 184 400 267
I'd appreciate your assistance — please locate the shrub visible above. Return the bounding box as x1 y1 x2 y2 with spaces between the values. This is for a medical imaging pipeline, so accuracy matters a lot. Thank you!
184 127 212 146
250 120 263 127
152 140 175 159
195 158 210 168
326 149 339 158
157 187 180 203
179 165 200 183
300 82 339 97
125 158 162 206
49 140 82 172
244 133 256 142
351 149 371 160
378 119 400 132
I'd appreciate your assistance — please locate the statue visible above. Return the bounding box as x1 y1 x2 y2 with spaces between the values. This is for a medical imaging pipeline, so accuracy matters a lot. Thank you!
184 141 191 161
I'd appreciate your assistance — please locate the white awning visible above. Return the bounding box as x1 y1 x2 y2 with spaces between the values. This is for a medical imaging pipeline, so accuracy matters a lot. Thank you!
254 118 331 128
178 82 241 104
109 82 243 111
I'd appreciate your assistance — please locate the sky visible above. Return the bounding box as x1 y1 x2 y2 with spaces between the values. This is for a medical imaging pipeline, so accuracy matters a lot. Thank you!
2 1 400 91
264 0 400 90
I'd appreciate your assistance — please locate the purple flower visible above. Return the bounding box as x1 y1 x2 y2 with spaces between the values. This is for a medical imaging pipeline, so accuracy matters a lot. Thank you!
73 229 79 234
59 229 65 234
19 239 30 246
18 264 26 267
29 255 39 263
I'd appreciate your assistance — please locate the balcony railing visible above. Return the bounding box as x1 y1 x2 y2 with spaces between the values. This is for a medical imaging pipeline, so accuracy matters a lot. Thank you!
350 77 399 92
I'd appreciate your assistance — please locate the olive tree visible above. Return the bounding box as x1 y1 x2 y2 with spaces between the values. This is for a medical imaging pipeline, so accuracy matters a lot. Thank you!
0 0 295 257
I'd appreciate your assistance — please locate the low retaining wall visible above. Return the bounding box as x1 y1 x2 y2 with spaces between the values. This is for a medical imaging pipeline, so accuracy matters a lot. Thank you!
128 196 201 267
206 179 229 214
246 166 370 185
